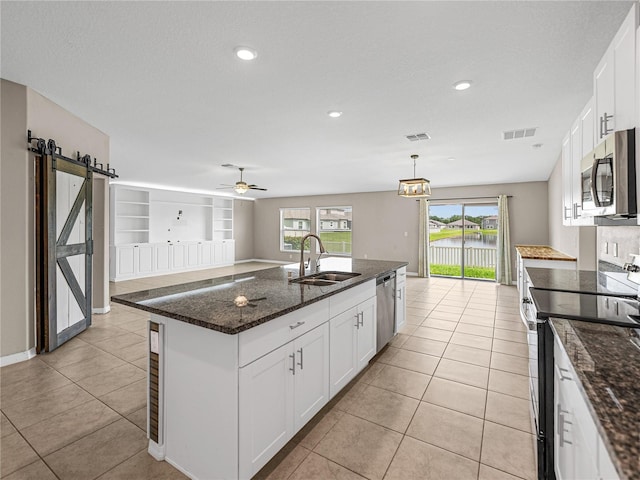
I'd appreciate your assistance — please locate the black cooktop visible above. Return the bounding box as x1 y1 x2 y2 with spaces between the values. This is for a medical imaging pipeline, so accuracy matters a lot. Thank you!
530 288 640 328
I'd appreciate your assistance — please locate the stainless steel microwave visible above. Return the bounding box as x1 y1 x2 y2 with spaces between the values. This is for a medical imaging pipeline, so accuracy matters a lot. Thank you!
581 128 636 217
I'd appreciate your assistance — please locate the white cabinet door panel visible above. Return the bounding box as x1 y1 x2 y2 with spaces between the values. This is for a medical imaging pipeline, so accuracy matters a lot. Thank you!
187 242 199 267
329 308 358 398
356 296 377 369
155 244 171 272
117 246 135 276
172 243 186 269
137 244 154 274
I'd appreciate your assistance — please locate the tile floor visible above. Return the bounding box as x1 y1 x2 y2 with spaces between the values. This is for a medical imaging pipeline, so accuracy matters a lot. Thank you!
1 266 536 480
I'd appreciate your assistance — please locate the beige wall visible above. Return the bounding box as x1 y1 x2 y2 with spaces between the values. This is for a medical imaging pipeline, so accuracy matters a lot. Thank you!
254 181 549 278
547 154 597 269
0 79 110 359
233 199 255 261
1 80 31 358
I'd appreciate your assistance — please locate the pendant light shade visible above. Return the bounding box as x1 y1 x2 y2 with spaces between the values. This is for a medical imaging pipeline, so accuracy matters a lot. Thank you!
398 154 431 197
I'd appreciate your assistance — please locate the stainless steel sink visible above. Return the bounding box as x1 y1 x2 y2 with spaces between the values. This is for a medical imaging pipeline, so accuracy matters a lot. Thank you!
289 271 361 286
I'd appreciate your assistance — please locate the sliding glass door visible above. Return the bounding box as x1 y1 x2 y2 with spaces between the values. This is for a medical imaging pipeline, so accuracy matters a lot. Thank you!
428 202 498 280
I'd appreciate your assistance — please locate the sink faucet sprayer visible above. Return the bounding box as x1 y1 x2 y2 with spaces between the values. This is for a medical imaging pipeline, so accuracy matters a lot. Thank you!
299 234 326 277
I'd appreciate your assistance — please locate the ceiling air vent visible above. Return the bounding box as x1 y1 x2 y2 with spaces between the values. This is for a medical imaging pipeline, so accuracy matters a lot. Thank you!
503 127 537 140
406 132 431 142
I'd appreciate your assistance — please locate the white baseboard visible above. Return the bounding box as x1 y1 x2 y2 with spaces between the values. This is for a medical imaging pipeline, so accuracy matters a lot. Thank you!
93 305 111 314
0 347 37 367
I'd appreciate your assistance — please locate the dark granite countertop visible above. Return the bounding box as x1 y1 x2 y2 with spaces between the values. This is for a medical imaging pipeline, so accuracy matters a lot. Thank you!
551 319 640 480
111 258 407 335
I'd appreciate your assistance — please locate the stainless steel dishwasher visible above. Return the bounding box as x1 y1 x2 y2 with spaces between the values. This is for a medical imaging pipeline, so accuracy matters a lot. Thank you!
376 272 396 352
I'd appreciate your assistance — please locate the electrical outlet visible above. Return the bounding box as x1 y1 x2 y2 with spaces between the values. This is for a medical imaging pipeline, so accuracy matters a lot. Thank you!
613 242 619 257
364 253 368 259
404 231 408 237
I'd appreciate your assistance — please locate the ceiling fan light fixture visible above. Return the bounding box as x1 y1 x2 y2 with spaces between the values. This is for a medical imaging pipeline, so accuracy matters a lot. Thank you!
234 182 249 194
398 154 431 198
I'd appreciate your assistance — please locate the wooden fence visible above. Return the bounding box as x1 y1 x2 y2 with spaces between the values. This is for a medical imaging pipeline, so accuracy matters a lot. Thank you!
430 246 496 267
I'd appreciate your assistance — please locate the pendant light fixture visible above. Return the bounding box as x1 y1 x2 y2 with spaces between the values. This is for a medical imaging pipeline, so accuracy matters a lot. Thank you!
398 154 431 197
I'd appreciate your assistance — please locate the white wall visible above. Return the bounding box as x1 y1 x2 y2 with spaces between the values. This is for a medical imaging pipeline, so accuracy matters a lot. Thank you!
254 181 549 278
234 199 254 261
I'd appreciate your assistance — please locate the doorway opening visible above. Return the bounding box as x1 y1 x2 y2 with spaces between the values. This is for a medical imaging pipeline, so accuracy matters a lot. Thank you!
428 202 498 281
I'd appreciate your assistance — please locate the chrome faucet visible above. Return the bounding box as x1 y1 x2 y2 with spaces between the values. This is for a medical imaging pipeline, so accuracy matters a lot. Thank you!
299 233 326 277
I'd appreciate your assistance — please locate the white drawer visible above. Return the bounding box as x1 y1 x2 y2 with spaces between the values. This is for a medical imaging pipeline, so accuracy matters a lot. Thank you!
396 267 407 286
329 280 376 318
238 299 329 367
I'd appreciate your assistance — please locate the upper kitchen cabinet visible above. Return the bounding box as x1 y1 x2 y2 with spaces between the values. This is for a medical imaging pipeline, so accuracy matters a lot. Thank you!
593 4 638 146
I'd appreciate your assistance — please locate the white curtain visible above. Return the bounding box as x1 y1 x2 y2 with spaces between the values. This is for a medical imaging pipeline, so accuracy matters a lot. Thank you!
497 194 512 285
418 199 430 277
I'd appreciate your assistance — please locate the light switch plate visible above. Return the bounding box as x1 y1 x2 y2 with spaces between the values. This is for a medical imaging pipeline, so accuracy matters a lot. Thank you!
603 242 608 254
150 330 159 354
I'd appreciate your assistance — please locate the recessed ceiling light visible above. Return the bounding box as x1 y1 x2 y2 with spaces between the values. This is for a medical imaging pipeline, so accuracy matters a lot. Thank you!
453 80 472 91
447 157 456 161
327 111 342 118
235 46 257 61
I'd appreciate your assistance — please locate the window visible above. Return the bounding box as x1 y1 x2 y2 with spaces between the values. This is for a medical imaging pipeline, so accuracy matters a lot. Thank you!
280 208 311 251
317 206 352 255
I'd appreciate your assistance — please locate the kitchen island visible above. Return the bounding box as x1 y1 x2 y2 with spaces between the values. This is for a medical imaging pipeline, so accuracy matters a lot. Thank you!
111 258 407 480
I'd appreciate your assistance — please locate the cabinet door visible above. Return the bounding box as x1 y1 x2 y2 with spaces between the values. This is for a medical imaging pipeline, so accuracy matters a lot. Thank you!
395 283 406 332
213 241 224 265
293 323 329 431
200 242 213 266
612 6 637 132
555 368 574 480
329 307 358 398
594 53 615 145
172 243 186 269
356 296 377 370
155 244 171 272
239 344 294 479
116 246 135 276
561 132 573 226
137 244 154 274
186 242 199 267
222 240 235 264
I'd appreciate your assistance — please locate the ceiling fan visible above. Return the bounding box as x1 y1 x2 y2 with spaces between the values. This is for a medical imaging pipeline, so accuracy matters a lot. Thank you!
218 164 267 194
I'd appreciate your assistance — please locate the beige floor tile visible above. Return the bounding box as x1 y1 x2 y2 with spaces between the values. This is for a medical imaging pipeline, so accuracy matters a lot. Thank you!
488 370 530 400
397 323 419 336
369 365 431 399
383 349 440 375
92 332 146 354
39 341 103 369
412 326 453 343
131 356 148 370
450 332 493 351
3 459 58 480
472 302 496 312
21 398 120 456
479 463 525 480
421 318 458 331
385 435 478 480
56 351 127 382
401 336 447 357
99 378 147 416
254 444 311 480
459 315 495 327
77 325 130 344
0 358 54 387
1 412 17 438
455 323 494 338
485 391 533 433
490 351 530 376
334 380 369 413
376 346 399 365
434 359 489 389
0 433 39 477
116 316 149 332
434 304 466 314
77 363 146 397
422 377 487 418
126 407 147 432
462 308 495 319
357 361 386 384
96 450 188 479
294 409 344 450
289 452 366 480
481 421 536 480
493 327 528 344
443 343 491 367
388 333 409 349
407 402 483 460
495 320 526 332
492 339 530 358
2 383 93 430
45 418 147 480
427 310 462 322
346 385 419 433
405 314 426 325
314 414 402 480
0 368 72 407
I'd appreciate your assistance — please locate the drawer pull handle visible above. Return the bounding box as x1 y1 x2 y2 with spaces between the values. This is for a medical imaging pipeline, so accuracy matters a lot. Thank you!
557 366 572 381
297 348 304 370
289 353 296 375
289 321 305 330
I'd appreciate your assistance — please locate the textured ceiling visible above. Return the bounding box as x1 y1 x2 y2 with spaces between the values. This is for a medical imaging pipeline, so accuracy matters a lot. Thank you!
1 1 635 198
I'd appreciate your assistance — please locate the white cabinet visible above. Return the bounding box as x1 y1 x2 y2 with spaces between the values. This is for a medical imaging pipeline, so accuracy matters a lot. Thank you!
186 242 199 267
554 335 618 480
239 322 329 479
593 5 637 145
200 241 213 266
137 244 154 274
329 285 377 398
171 243 186 269
222 239 235 265
395 266 407 332
110 243 155 279
155 243 171 272
562 99 595 226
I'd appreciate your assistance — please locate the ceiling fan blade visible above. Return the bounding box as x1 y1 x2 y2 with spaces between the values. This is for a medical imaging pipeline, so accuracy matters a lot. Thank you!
216 185 234 189
249 186 267 191
248 297 267 302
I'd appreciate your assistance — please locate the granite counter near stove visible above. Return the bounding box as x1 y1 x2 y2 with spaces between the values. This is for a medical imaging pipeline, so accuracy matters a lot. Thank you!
551 318 640 480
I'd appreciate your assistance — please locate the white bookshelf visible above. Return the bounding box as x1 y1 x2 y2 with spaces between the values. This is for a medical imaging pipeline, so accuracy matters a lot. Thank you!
112 188 150 245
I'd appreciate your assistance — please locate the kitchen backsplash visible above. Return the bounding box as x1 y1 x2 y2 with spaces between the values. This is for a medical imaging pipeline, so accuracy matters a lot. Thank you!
597 226 640 267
